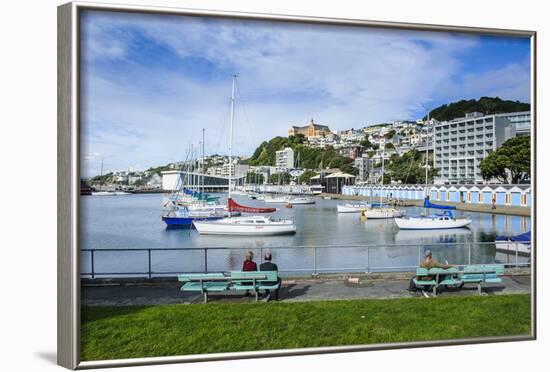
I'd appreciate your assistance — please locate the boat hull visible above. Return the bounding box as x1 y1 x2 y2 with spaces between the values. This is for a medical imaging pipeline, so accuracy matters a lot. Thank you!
495 241 531 256
394 218 471 230
288 198 315 205
337 204 370 213
362 208 404 219
193 221 296 235
162 215 223 227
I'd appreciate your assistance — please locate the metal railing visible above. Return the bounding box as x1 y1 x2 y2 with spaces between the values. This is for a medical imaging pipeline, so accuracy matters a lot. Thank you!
80 241 531 279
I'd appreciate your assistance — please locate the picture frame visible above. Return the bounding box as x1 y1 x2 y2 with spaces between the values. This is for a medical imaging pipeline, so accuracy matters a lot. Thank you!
58 1 537 369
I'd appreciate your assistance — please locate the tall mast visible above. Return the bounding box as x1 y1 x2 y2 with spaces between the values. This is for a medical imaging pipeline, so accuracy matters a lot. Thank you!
201 128 205 198
228 74 236 199
425 111 430 194
380 146 384 206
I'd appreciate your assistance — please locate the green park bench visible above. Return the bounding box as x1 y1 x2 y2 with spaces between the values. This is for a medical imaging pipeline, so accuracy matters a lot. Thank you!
230 271 280 301
178 273 230 303
413 264 504 296
178 271 279 303
460 264 504 294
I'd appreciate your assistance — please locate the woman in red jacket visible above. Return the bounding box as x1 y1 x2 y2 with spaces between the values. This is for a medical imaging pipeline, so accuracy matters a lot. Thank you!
242 251 257 296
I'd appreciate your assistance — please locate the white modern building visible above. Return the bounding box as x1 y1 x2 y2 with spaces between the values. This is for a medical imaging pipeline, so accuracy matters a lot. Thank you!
354 155 373 182
497 111 531 136
433 112 516 184
275 147 294 171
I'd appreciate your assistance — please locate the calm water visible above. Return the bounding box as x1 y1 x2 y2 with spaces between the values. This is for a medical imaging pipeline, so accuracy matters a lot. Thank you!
80 193 531 277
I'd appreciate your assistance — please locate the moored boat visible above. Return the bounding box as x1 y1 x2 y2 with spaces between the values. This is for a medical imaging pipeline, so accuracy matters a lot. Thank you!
495 231 531 256
336 202 385 213
193 215 296 235
287 197 315 205
362 207 405 219
394 211 471 230
162 207 224 227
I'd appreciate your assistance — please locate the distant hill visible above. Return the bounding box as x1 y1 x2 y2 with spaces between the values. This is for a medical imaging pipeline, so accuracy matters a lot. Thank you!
426 97 530 122
246 134 355 174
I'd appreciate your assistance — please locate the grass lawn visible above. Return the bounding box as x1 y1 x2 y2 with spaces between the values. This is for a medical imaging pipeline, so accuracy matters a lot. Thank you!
81 294 531 361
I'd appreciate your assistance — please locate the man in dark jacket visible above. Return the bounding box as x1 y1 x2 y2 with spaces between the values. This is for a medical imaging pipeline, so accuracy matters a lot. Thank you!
259 253 282 301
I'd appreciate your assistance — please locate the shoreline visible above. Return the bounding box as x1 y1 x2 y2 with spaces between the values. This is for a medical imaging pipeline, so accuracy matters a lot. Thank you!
322 193 531 217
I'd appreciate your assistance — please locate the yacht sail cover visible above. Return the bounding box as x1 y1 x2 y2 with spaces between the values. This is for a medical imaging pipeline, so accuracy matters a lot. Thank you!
227 198 276 213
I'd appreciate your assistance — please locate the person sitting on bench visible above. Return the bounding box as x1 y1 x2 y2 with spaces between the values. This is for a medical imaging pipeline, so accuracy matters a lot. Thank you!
242 251 258 296
259 252 281 302
409 250 455 291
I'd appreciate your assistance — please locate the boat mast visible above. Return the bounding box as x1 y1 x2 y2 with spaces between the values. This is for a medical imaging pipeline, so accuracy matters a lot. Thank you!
380 146 384 206
425 111 430 196
228 74 236 200
201 128 205 198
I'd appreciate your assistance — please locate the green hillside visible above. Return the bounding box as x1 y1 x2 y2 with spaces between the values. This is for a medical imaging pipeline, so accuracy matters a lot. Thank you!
426 97 530 121
246 134 355 174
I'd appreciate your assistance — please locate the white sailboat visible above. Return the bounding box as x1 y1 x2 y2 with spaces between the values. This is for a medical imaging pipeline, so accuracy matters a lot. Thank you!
193 75 296 236
337 203 371 213
288 196 315 205
394 211 471 229
263 195 292 203
363 207 405 219
495 231 531 256
394 113 470 230
194 215 296 235
360 148 404 219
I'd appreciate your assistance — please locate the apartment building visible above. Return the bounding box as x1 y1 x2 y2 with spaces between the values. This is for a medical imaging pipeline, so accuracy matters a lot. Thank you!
275 147 294 172
433 112 516 184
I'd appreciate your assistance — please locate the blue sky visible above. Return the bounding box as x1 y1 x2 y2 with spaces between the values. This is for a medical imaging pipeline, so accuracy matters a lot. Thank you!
80 10 531 177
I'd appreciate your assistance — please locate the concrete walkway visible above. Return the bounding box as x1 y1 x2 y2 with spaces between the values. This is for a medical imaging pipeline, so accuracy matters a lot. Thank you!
82 275 531 306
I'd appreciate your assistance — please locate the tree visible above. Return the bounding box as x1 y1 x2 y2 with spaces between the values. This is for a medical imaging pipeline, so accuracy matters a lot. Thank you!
383 150 438 184
425 97 530 122
268 172 291 185
480 136 530 183
360 138 373 149
245 172 264 184
299 170 317 184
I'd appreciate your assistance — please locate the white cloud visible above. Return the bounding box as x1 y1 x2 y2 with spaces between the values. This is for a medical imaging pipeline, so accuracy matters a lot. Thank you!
80 11 530 177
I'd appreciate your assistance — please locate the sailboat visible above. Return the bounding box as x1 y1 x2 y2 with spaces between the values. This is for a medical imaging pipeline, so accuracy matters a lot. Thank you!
360 148 404 219
394 113 469 229
193 75 296 235
495 231 531 256
394 210 471 229
162 145 225 228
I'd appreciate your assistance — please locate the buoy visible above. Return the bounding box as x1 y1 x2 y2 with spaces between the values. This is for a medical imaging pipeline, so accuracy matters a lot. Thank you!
286 203 293 208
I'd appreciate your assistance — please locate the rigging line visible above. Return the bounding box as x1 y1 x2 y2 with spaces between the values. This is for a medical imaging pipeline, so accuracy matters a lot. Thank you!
212 98 232 156
234 79 257 156
403 151 417 184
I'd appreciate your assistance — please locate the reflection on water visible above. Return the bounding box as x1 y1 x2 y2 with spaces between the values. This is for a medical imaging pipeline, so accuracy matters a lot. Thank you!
80 193 531 276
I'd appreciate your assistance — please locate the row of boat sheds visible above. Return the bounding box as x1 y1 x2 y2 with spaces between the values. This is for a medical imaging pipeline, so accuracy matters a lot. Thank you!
342 184 532 208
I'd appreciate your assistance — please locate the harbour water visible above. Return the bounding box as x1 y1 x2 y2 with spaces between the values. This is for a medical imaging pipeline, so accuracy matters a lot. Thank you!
80 193 531 277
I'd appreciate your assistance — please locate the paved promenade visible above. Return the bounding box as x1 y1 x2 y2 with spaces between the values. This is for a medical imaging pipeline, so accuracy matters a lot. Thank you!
82 275 530 306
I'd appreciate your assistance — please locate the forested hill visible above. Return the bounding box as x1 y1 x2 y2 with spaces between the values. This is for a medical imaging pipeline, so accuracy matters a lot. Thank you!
427 97 530 122
245 134 355 174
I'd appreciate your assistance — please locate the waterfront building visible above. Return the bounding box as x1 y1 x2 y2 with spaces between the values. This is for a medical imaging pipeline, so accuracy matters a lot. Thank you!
288 119 332 139
433 112 516 184
275 147 294 171
342 183 531 207
161 170 245 191
497 111 531 136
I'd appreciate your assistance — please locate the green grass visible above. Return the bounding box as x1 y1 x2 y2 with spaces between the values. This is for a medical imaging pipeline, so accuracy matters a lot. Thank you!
81 294 531 361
